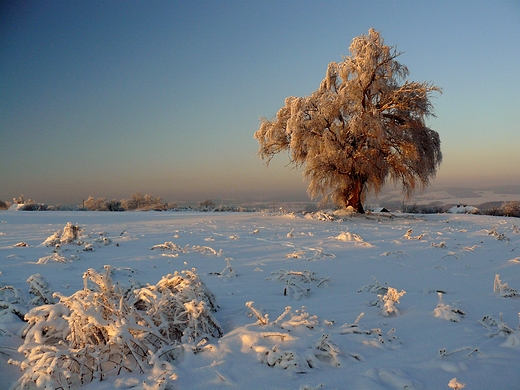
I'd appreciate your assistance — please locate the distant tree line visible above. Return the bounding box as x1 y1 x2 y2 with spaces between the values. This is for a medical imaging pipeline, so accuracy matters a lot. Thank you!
0 194 258 212
2 194 520 217
402 200 520 217
82 193 171 211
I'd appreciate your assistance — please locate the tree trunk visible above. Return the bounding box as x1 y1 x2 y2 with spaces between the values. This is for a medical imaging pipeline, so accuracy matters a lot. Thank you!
341 179 365 213
349 179 365 213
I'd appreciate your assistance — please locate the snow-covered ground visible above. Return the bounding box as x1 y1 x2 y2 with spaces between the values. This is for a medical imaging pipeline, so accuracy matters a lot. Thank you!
1 210 520 389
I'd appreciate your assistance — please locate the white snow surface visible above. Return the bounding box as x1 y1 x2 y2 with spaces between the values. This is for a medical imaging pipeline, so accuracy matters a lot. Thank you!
1 210 520 389
448 205 480 214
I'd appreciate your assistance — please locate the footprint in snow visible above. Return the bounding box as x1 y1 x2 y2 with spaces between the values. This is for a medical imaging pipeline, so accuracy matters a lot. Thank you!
365 368 422 389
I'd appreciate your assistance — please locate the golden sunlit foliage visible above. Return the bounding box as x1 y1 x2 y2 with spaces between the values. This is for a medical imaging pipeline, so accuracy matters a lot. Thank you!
255 29 442 212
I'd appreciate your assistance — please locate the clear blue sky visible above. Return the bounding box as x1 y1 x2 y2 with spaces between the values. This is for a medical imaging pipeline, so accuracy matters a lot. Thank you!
1 0 519 205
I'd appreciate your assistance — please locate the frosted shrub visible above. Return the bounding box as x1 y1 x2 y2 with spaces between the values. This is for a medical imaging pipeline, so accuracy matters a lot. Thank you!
0 275 56 331
0 285 27 322
135 269 222 344
258 334 340 370
340 313 401 351
309 334 341 367
402 228 424 240
479 313 520 345
26 274 55 305
300 385 324 390
378 287 406 316
9 266 222 389
245 302 318 329
41 232 60 247
335 231 364 242
358 276 388 295
60 222 83 244
500 201 520 218
258 344 299 369
358 278 405 316
488 226 509 242
217 257 236 278
433 293 465 322
448 378 466 390
42 222 83 247
241 303 344 372
278 306 319 330
151 242 222 256
37 253 70 264
494 274 519 298
151 241 185 252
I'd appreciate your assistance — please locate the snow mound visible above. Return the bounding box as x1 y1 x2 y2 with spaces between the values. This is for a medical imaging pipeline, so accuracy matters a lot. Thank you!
333 206 357 217
448 205 480 214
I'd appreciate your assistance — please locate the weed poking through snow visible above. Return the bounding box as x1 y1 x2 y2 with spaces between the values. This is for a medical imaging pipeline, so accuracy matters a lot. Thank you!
494 274 519 298
267 269 331 300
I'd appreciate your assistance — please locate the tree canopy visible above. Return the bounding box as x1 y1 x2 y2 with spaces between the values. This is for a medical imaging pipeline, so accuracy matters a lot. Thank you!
254 29 442 213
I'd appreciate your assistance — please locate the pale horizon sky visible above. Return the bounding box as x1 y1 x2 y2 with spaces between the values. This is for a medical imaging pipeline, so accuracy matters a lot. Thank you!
1 1 519 206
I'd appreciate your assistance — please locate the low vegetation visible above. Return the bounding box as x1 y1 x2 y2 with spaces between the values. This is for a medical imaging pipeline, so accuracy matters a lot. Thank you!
2 194 520 217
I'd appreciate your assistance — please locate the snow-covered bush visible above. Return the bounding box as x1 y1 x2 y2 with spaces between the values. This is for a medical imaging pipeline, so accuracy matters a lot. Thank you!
359 278 405 316
448 378 466 389
42 222 83 246
151 241 185 252
378 287 406 316
258 344 299 369
26 274 55 306
500 201 520 217
358 276 388 295
402 228 424 240
245 302 319 330
0 275 56 330
433 293 465 322
257 332 339 370
198 199 215 211
479 313 520 347
9 266 222 389
0 284 27 322
334 230 366 243
60 222 82 244
340 312 401 351
308 334 341 367
494 274 519 298
151 242 221 256
304 211 335 221
487 227 509 242
244 303 340 371
215 257 236 278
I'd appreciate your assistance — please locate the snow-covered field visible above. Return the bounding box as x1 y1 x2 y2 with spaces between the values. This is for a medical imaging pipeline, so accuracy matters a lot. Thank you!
1 210 520 389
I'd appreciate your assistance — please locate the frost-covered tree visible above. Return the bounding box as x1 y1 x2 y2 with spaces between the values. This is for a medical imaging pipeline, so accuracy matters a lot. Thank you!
122 192 167 211
254 29 442 212
500 201 520 218
84 195 107 211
